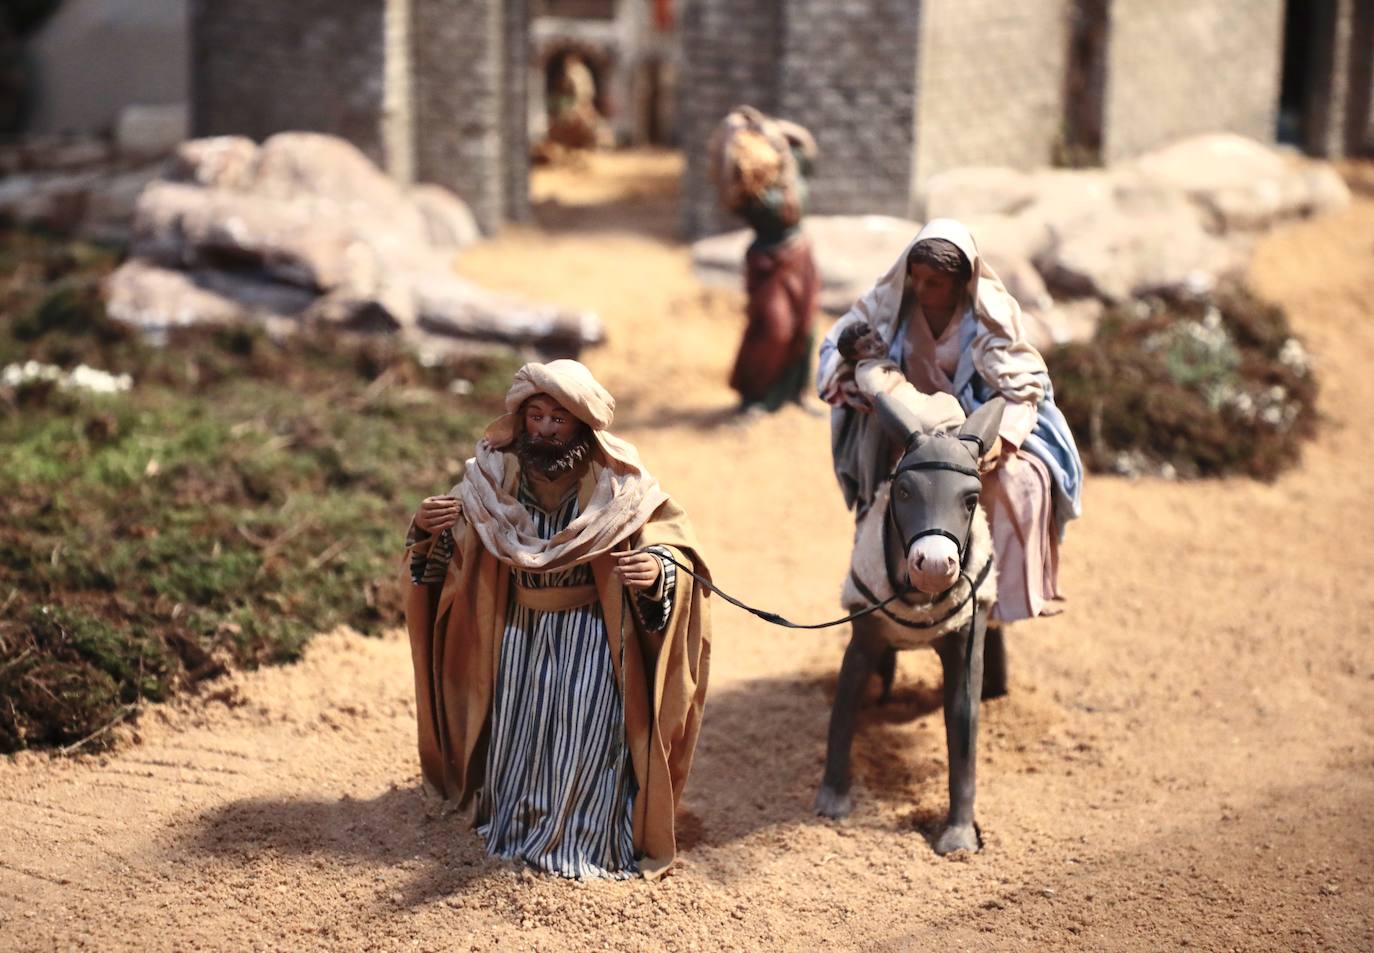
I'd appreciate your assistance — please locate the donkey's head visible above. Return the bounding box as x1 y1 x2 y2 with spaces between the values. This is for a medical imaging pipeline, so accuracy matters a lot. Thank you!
874 394 1006 595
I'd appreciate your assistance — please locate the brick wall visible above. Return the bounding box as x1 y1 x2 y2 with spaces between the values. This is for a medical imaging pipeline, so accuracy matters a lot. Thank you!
780 0 920 219
1099 0 1285 162
190 0 391 167
677 0 785 237
1303 0 1374 159
503 0 532 224
912 0 1071 190
412 0 528 232
383 0 415 183
679 0 1066 236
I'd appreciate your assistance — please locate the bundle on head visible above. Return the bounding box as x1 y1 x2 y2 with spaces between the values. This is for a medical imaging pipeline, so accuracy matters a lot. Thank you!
708 105 802 214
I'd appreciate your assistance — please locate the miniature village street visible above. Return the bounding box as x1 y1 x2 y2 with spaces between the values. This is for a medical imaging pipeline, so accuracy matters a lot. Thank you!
2 153 1372 952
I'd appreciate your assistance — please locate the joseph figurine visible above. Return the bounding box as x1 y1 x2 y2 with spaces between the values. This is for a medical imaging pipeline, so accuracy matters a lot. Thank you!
403 360 711 880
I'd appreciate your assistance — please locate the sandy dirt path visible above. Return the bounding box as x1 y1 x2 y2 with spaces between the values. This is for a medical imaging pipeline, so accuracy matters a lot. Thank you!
2 151 1372 952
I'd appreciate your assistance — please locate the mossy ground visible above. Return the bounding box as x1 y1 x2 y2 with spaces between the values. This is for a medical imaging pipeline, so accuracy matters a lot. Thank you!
0 227 515 752
1045 287 1319 480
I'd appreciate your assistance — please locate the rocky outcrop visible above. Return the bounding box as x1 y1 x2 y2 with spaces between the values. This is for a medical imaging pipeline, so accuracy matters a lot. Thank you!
103 133 600 358
694 134 1351 350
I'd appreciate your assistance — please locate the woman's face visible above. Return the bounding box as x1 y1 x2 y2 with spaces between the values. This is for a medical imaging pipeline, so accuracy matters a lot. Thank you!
908 262 960 315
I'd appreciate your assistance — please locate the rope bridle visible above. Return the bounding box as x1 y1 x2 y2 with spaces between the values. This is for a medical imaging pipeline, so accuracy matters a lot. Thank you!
637 436 991 634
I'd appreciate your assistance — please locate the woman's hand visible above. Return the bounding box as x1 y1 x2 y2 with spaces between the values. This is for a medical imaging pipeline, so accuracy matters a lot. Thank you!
977 436 1007 475
827 365 873 413
415 495 461 534
615 551 662 591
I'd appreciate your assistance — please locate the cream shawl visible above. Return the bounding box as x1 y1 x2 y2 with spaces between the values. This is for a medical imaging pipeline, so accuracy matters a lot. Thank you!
457 360 670 572
819 218 1047 404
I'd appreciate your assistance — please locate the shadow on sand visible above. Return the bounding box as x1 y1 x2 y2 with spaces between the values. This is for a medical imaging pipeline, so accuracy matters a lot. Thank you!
179 665 956 897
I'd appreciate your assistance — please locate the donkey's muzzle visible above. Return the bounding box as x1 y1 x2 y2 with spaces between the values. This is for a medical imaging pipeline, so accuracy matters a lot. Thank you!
907 535 960 594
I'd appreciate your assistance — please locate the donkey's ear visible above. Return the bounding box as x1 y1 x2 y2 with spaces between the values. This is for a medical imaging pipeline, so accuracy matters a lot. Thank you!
874 393 923 446
959 397 1006 458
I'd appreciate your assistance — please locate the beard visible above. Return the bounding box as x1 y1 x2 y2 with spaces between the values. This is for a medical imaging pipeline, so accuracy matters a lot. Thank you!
513 430 593 478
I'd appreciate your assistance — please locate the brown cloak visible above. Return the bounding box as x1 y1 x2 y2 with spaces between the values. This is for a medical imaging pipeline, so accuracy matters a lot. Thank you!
403 453 711 880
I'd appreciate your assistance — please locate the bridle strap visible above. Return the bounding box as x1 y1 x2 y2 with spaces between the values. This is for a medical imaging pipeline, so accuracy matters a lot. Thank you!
891 460 981 480
849 555 993 632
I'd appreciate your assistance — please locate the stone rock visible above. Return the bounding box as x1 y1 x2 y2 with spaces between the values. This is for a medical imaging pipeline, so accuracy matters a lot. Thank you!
804 215 921 314
916 167 1036 222
410 184 481 250
1127 133 1351 232
1299 164 1353 217
1019 169 1118 248
691 215 920 316
18 135 110 172
982 250 1052 313
1021 298 1104 353
105 260 315 332
0 172 99 233
250 133 397 200
1036 199 1244 303
130 182 369 294
115 103 190 161
304 290 411 334
167 137 259 190
81 164 166 244
960 213 1054 266
411 271 604 357
107 132 600 357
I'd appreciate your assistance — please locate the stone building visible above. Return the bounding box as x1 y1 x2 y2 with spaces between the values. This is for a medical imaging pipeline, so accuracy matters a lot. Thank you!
529 0 678 147
678 0 1363 236
19 0 188 136
191 0 530 234
180 0 1372 237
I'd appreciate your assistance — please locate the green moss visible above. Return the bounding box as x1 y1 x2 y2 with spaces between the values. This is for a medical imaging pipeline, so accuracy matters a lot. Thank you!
0 225 520 753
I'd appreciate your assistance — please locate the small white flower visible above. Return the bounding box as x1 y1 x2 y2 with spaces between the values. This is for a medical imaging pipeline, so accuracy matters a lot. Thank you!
1 361 132 394
1226 391 1256 422
1278 338 1309 375
65 364 133 394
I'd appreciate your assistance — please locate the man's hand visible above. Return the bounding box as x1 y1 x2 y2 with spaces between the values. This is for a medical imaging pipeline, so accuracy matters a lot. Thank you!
415 495 461 534
614 551 661 591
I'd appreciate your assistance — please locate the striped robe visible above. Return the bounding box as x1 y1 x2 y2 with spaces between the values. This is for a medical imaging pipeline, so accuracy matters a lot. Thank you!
475 480 675 879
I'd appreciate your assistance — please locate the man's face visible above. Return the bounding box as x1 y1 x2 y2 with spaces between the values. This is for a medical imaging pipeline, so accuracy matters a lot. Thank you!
522 395 580 446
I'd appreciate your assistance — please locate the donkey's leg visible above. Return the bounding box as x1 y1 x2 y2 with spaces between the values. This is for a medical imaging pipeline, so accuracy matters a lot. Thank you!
815 619 887 819
876 644 897 705
932 613 986 854
981 623 1008 700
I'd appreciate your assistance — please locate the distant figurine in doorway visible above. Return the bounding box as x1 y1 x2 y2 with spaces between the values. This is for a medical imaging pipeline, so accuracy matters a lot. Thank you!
547 52 602 151
708 106 821 418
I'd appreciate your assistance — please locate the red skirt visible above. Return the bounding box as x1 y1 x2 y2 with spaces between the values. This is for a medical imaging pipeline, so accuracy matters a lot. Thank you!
729 234 819 408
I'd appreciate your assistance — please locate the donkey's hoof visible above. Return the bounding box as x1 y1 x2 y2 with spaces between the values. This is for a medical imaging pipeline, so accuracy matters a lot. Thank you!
933 822 980 855
814 784 853 820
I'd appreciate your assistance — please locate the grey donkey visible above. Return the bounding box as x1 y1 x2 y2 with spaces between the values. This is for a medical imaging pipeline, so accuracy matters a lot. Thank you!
814 394 1006 855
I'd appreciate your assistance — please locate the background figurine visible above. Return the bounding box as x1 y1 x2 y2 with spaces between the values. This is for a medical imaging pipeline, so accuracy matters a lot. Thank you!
546 52 602 151
403 359 712 880
817 218 1084 698
708 105 821 417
